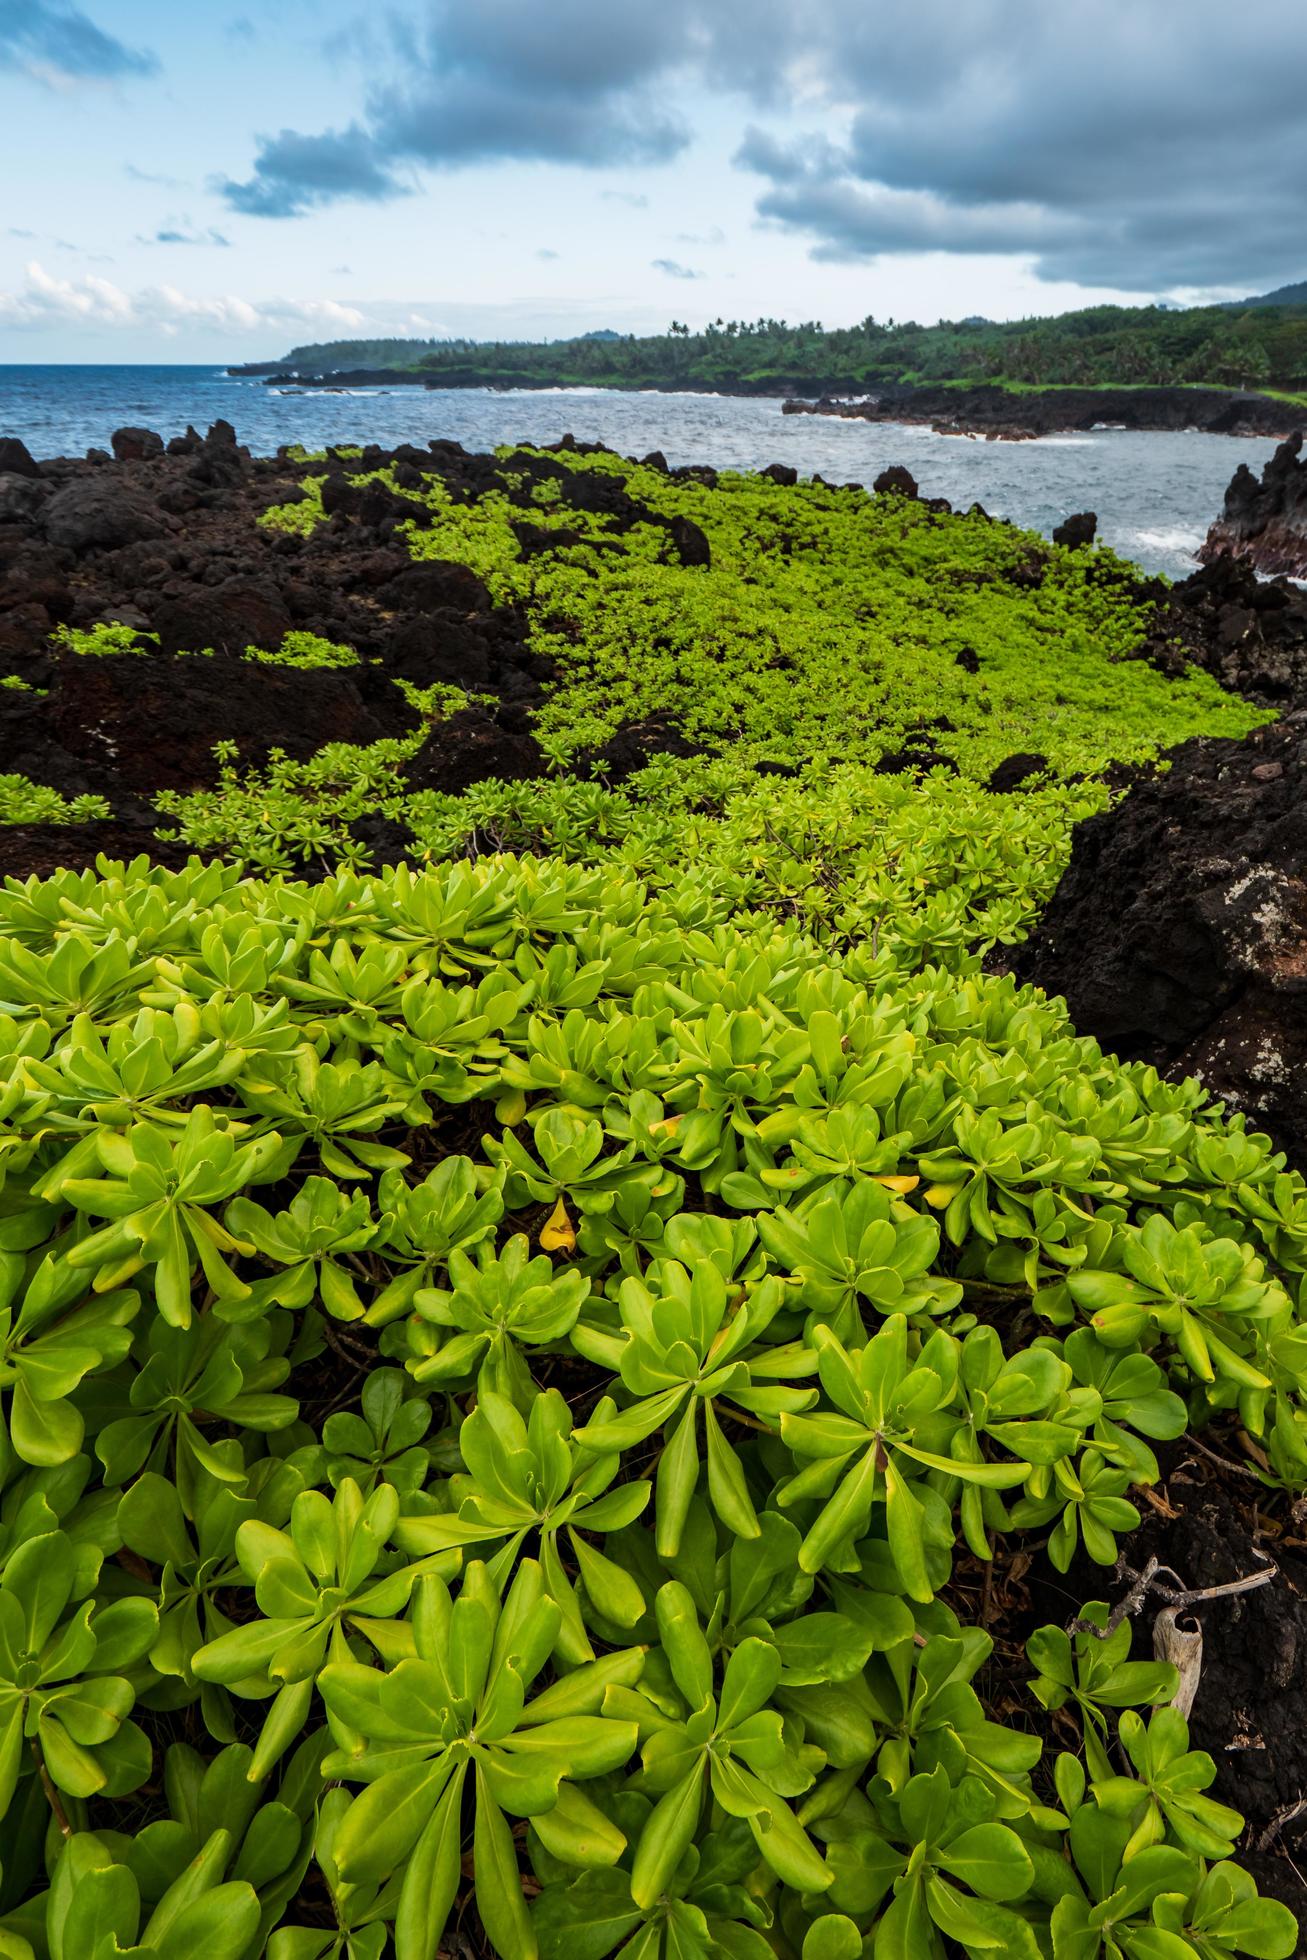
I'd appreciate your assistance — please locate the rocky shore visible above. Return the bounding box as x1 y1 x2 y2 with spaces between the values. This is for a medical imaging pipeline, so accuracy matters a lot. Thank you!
783 382 1301 440
1200 431 1307 578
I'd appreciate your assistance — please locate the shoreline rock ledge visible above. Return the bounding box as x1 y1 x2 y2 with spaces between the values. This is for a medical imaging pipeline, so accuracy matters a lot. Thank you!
1200 432 1307 579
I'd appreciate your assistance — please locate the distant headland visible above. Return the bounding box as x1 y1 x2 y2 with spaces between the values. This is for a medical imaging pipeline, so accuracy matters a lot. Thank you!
228 292 1307 436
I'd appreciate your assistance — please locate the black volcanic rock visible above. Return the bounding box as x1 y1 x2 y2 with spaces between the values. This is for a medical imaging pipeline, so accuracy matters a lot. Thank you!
111 427 164 462
1018 716 1307 1162
874 465 919 499
1133 553 1307 704
0 437 41 479
784 384 1299 440
1053 511 1097 549
1200 432 1307 578
43 479 169 553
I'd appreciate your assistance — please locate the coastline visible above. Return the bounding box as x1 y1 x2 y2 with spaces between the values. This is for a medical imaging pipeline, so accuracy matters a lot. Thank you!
226 366 1305 437
781 381 1300 440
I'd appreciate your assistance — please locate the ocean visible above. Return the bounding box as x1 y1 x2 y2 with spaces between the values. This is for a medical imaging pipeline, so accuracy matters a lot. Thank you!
0 363 1286 579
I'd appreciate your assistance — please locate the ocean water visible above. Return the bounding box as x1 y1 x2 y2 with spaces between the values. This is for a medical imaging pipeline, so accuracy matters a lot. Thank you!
0 363 1286 580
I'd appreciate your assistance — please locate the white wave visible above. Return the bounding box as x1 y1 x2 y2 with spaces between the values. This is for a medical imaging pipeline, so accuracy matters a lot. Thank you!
1125 526 1203 553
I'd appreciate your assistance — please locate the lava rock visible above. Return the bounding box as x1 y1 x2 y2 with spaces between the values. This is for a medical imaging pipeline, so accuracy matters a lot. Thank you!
575 712 705 783
42 479 168 553
987 751 1048 792
761 463 799 486
1201 432 1307 578
873 465 919 500
0 438 40 480
1018 716 1307 1162
111 427 164 462
402 708 547 796
0 474 48 524
1052 511 1097 549
669 514 711 569
1136 553 1307 703
152 576 292 656
382 560 492 614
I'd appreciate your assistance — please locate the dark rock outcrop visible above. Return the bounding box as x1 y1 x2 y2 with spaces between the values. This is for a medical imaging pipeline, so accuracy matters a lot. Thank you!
111 427 165 462
0 438 41 480
784 385 1300 440
987 752 1048 792
1134 553 1307 704
1052 511 1097 549
1200 432 1307 578
42 479 169 553
873 465 919 500
1018 716 1307 1162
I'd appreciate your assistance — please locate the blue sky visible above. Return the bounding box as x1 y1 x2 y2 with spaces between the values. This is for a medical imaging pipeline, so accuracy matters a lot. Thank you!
3 0 1306 361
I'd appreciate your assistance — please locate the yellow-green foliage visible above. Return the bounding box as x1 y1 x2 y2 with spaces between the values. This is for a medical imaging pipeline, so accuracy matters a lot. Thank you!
0 774 110 822
244 631 361 670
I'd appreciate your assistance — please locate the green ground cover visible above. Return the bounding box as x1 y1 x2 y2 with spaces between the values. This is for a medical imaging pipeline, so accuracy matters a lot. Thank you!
0 455 1299 1960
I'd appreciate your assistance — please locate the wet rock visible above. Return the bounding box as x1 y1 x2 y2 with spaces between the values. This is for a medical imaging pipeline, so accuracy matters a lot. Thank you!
1018 716 1307 1163
1200 432 1307 578
111 427 164 462
1053 511 1097 549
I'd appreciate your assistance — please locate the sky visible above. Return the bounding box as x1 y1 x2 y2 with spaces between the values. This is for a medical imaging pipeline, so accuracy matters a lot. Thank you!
2 0 1306 362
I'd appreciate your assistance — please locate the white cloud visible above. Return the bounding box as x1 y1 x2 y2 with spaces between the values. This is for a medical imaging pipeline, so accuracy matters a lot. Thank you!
0 260 368 335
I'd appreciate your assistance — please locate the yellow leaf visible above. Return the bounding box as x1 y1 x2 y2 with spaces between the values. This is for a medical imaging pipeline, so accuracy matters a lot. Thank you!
540 1197 576 1254
923 1181 963 1208
874 1175 920 1195
496 1089 528 1127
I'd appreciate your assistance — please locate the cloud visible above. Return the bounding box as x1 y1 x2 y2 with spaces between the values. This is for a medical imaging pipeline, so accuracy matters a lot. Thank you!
197 0 1307 291
536 248 559 261
652 258 703 280
0 260 369 336
222 0 695 216
144 225 233 248
125 163 185 188
0 0 156 83
217 123 410 218
728 0 1307 292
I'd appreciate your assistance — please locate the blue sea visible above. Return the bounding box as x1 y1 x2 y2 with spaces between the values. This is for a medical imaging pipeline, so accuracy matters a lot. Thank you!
0 362 1288 579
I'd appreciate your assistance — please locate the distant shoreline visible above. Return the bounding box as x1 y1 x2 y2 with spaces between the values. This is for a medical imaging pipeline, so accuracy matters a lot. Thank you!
224 365 1301 437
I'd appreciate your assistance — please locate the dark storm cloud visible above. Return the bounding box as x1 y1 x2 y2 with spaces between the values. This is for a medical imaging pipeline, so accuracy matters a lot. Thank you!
222 0 696 216
732 0 1307 291
0 0 156 81
214 0 1307 292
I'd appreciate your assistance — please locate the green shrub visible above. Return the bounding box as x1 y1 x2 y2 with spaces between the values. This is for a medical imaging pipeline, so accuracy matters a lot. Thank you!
0 851 1298 1959
0 774 111 823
